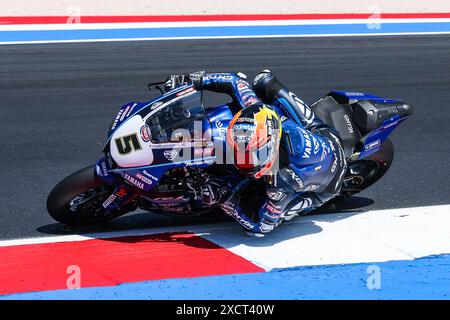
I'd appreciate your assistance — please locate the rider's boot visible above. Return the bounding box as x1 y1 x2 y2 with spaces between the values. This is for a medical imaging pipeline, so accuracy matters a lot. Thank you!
252 70 328 132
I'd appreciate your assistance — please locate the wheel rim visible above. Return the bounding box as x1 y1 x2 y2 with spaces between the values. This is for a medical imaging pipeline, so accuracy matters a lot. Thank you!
67 185 118 221
344 160 380 189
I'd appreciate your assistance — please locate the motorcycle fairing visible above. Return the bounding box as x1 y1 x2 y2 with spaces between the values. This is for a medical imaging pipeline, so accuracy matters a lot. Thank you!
330 91 399 104
100 86 222 196
104 84 197 146
357 115 407 160
315 91 412 160
95 157 117 184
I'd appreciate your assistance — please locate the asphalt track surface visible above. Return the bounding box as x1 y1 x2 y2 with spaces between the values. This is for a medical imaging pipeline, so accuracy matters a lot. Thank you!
1 35 449 240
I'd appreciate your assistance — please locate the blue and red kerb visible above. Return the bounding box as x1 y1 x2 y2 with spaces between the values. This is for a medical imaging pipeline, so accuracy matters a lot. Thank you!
1 13 450 44
2 232 450 299
0 232 264 296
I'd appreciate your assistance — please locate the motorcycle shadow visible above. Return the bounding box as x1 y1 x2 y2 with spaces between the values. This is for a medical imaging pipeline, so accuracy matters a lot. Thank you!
314 196 375 214
201 197 375 248
37 209 231 236
36 196 374 248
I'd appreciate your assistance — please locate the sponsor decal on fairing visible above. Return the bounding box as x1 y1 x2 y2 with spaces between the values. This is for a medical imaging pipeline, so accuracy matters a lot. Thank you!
142 170 159 181
365 139 381 152
140 124 151 142
123 173 145 190
136 173 153 186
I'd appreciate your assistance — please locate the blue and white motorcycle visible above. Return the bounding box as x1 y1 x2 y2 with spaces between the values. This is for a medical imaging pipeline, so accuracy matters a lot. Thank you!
47 79 413 225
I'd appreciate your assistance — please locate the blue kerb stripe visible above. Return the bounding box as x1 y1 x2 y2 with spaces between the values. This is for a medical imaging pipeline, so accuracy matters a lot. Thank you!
1 22 450 43
3 254 450 300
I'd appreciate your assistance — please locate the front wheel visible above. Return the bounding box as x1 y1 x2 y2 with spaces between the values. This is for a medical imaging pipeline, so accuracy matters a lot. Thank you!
47 165 134 226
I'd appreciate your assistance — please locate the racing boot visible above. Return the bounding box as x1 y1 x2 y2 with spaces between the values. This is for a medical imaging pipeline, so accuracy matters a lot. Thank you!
253 70 328 132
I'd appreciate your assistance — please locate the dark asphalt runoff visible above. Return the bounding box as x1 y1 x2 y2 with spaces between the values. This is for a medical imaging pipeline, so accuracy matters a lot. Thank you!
1 35 450 240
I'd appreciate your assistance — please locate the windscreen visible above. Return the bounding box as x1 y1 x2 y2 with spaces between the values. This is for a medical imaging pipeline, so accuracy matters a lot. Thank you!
145 90 206 144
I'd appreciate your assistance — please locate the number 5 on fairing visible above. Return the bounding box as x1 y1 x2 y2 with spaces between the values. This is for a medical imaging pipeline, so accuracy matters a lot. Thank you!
114 134 142 155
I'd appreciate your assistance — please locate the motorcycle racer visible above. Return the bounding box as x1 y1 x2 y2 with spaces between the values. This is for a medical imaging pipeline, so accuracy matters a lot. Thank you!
165 70 347 237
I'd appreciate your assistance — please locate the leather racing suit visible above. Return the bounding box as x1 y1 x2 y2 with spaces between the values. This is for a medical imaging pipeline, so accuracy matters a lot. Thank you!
167 70 347 236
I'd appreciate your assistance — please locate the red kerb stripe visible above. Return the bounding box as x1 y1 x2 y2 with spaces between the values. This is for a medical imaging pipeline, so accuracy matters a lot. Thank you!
1 13 450 25
0 232 263 295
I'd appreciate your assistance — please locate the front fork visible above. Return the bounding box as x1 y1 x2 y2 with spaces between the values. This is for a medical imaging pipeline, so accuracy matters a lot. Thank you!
95 157 137 212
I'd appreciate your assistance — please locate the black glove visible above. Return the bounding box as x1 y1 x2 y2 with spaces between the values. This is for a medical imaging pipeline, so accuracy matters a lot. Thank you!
164 74 190 92
164 71 205 92
188 71 205 90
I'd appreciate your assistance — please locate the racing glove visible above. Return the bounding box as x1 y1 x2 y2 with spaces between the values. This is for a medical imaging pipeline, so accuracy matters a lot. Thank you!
164 74 191 92
164 71 205 92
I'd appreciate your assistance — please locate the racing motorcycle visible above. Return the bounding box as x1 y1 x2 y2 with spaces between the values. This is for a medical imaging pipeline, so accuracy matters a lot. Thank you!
47 79 413 226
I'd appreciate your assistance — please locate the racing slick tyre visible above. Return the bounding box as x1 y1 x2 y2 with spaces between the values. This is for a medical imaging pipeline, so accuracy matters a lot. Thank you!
340 138 394 197
47 165 134 226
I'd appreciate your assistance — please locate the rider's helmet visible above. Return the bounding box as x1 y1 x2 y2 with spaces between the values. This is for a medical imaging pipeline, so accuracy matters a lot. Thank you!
226 104 282 179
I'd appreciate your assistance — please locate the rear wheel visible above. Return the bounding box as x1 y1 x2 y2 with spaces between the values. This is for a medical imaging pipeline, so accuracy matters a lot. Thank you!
47 165 134 226
340 138 394 197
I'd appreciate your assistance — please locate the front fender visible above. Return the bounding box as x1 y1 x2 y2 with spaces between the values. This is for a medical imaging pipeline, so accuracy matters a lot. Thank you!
95 157 119 184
